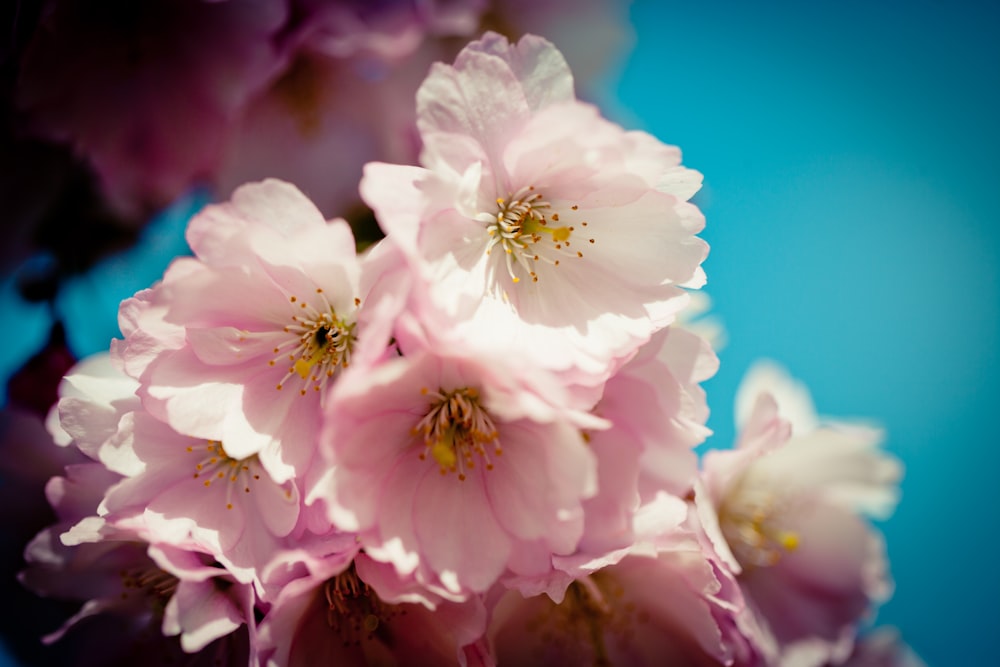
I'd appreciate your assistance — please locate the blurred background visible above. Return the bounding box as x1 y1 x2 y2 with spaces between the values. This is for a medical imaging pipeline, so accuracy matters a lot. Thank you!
617 2 999 665
1 0 997 664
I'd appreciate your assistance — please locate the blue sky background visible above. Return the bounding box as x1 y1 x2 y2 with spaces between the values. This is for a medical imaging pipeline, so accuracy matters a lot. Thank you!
1 1 997 664
616 1 998 664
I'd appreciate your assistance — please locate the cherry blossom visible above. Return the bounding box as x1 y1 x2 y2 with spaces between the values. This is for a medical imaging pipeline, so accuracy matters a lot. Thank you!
54 353 300 595
215 0 633 220
16 0 287 217
258 551 491 667
6 19 924 664
361 32 708 380
114 179 379 483
486 495 751 666
572 326 717 556
21 462 256 663
316 344 605 599
700 362 902 666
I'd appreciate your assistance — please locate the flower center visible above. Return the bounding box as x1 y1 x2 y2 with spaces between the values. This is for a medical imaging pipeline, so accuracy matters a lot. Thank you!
718 487 800 569
323 563 401 647
271 289 358 396
519 574 646 665
482 185 591 284
119 565 179 609
412 387 501 481
188 439 264 510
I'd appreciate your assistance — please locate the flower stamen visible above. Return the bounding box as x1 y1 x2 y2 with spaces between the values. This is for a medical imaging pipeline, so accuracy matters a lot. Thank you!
412 387 501 481
482 185 586 284
522 573 646 664
323 563 402 647
719 486 800 568
189 440 261 510
272 292 356 396
119 565 179 608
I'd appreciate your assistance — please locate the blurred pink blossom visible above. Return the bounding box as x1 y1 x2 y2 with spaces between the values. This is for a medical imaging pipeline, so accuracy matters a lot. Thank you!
16 0 288 217
21 462 256 663
700 362 902 666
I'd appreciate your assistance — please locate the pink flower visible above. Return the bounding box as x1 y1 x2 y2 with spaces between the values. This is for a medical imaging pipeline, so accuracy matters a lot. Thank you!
700 362 902 666
20 463 124 607
576 326 717 556
21 462 256 662
14 0 634 227
150 543 257 657
212 0 481 219
258 551 490 667
16 0 288 217
55 353 300 595
114 180 381 483
361 32 708 379
214 1 632 221
316 345 604 599
485 495 748 666
687 486 781 667
51 353 146 475
214 45 439 222
102 414 301 596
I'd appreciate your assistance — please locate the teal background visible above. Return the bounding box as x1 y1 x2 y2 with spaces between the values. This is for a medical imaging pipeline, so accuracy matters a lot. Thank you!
617 1 998 664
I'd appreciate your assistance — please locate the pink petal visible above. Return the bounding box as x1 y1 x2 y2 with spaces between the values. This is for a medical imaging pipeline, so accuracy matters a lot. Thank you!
413 468 511 595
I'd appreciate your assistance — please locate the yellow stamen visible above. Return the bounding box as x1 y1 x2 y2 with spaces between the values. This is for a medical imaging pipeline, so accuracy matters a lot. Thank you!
483 186 587 284
431 432 457 469
414 388 501 480
780 532 800 551
294 343 328 379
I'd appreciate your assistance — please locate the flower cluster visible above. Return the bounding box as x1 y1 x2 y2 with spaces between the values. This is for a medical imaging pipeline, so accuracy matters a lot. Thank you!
13 0 628 222
3 0 628 322
19 33 916 667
